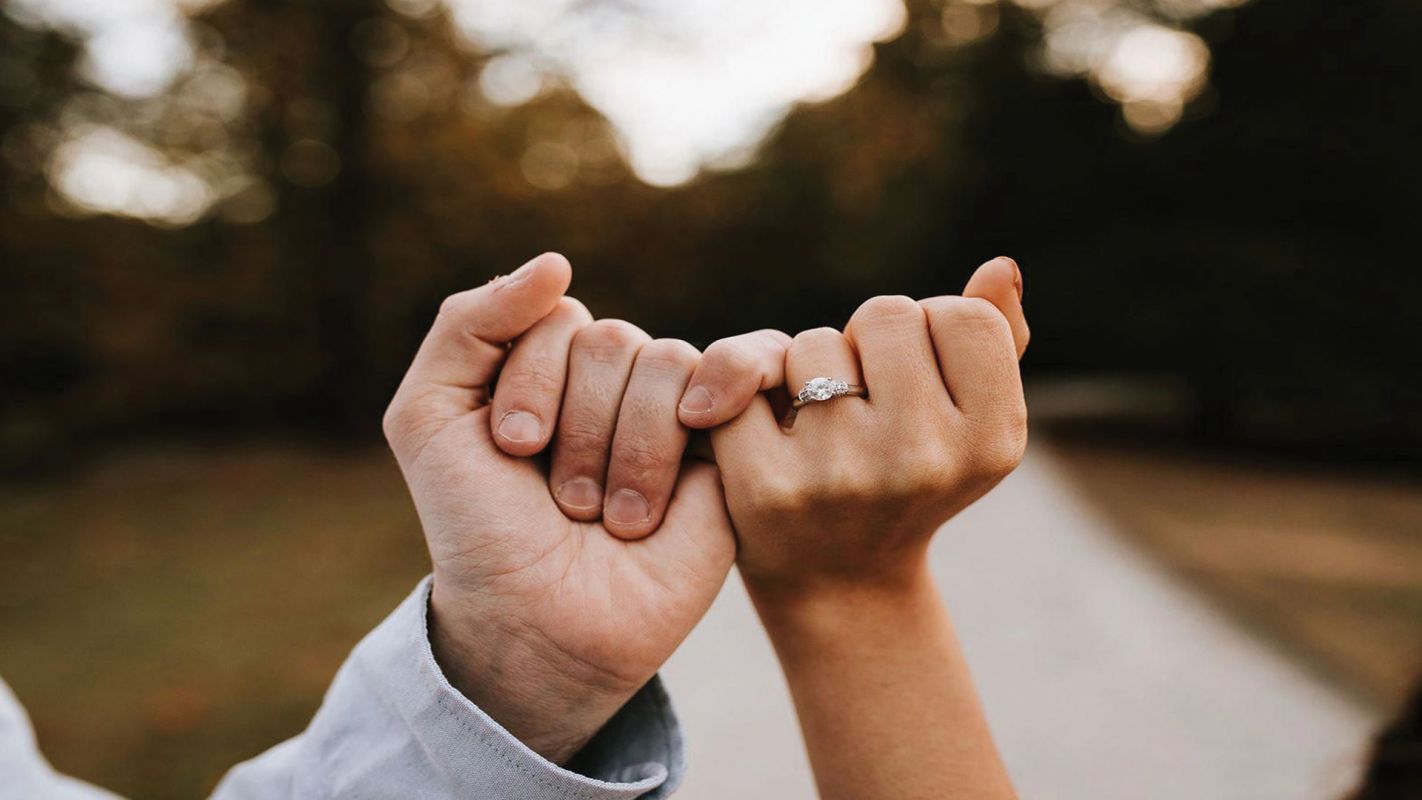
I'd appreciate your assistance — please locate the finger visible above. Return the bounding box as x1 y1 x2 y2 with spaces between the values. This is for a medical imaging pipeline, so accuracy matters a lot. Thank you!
489 297 594 457
677 329 792 429
842 295 945 406
603 339 700 540
549 319 650 520
918 295 1023 417
384 252 571 459
961 256 1030 359
708 395 794 541
784 327 865 424
708 393 784 468
402 253 571 394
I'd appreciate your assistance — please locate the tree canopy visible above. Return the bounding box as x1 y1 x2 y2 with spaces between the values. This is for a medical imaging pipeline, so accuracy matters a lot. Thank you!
1 0 1417 467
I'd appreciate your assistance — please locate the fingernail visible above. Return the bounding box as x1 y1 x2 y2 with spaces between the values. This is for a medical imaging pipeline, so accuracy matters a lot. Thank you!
604 489 651 526
496 411 542 443
679 385 714 415
555 478 602 510
997 256 1023 301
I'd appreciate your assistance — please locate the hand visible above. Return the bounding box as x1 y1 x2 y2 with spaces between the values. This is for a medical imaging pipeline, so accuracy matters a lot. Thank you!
383 253 748 763
704 256 1031 598
695 256 1030 800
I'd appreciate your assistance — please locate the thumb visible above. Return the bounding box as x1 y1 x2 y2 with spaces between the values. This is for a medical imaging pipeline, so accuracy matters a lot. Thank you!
408 252 573 390
961 256 1030 359
385 253 571 459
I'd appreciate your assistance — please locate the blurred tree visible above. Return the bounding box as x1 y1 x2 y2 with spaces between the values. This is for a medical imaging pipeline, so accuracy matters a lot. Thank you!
0 0 1417 468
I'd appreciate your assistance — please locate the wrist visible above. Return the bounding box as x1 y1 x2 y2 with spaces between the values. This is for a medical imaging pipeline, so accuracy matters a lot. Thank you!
742 547 934 612
428 579 638 764
744 557 939 643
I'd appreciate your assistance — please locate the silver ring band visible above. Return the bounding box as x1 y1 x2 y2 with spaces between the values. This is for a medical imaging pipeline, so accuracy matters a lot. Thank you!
792 377 867 409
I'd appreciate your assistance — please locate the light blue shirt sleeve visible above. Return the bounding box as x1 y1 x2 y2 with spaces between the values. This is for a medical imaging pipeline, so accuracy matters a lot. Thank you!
0 577 685 800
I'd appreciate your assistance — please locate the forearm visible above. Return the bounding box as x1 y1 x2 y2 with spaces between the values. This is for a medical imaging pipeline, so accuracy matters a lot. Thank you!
748 564 1015 800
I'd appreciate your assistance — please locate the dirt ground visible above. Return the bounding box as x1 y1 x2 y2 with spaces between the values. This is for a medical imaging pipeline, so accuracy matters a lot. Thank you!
1045 437 1422 711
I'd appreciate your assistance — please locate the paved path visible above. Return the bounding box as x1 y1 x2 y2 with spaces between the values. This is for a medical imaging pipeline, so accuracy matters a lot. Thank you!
662 446 1382 799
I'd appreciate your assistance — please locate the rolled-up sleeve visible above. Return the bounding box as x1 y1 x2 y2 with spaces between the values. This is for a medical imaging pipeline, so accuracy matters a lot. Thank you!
214 576 685 800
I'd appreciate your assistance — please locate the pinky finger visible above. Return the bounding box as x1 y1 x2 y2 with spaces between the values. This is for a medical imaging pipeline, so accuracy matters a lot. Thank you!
961 256 1030 359
677 329 792 428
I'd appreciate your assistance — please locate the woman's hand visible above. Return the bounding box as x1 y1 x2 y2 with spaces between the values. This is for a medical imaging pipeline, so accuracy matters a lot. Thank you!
384 253 752 765
695 256 1030 800
706 256 1030 598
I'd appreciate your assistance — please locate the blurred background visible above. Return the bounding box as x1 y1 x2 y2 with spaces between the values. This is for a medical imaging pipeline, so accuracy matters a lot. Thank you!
0 0 1418 797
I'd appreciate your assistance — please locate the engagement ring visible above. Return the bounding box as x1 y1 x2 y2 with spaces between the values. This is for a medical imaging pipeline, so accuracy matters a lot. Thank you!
793 377 867 409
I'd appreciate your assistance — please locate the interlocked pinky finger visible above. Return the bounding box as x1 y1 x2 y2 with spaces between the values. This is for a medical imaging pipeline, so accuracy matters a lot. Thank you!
677 329 791 429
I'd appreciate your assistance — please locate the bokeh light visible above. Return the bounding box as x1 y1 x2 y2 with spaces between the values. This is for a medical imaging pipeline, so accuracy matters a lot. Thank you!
1014 0 1227 133
446 0 908 186
6 0 1260 212
48 124 213 225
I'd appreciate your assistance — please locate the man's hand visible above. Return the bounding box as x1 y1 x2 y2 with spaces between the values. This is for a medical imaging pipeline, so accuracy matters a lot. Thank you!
382 253 736 764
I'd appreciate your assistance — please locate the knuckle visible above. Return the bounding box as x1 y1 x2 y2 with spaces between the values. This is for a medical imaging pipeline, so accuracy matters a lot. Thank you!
437 291 473 320
574 318 649 354
917 295 952 318
557 418 611 461
755 328 794 348
972 418 1028 479
901 433 954 486
638 338 700 370
732 329 792 358
549 295 593 325
704 339 758 375
926 296 1010 336
802 458 870 505
613 434 671 475
852 294 920 325
381 390 445 460
743 470 804 514
791 326 844 349
1005 393 1029 432
380 401 408 447
501 362 563 398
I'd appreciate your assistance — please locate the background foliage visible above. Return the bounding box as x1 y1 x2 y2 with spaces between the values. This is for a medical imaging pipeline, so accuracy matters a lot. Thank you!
1 0 1418 468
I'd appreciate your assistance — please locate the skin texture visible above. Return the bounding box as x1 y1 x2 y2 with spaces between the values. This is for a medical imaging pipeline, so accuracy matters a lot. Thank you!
703 257 1031 800
383 253 746 764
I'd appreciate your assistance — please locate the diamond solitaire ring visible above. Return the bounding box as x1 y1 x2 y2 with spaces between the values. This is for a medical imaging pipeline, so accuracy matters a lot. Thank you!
793 377 868 409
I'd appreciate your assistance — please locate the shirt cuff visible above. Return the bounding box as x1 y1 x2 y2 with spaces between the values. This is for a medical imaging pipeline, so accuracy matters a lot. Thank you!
308 576 686 800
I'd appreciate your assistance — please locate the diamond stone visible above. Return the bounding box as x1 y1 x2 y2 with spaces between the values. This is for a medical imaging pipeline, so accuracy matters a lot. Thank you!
801 377 839 401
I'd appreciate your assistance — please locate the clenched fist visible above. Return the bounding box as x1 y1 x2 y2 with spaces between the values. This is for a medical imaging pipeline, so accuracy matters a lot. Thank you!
383 253 739 763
